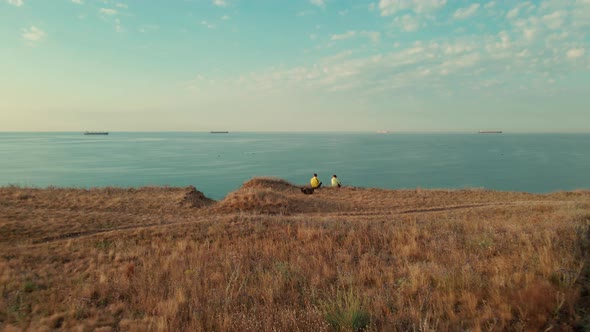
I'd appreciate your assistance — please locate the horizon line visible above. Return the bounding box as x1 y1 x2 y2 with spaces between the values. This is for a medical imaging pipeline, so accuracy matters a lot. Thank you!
1 130 589 134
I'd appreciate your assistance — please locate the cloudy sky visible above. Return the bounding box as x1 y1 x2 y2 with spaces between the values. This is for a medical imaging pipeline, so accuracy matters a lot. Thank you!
1 0 588 132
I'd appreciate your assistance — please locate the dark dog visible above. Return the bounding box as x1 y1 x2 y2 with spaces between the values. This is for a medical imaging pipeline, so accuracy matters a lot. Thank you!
300 187 315 195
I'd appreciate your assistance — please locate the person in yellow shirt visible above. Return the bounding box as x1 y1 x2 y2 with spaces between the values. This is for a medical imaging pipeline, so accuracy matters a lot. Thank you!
310 173 322 188
331 174 341 188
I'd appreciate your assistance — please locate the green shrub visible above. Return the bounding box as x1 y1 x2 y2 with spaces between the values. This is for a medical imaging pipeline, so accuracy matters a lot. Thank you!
322 288 371 331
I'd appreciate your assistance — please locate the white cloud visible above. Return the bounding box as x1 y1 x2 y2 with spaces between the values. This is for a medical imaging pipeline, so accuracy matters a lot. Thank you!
185 0 589 100
542 10 566 29
115 3 128 8
185 26 588 101
221 15 230 20
507 4 543 43
71 0 83 4
517 49 530 57
322 50 353 62
331 31 356 41
506 2 536 20
378 0 447 16
213 0 227 7
506 7 519 19
442 41 475 55
571 0 590 28
22 26 45 42
310 0 325 8
566 48 585 59
496 30 510 49
523 28 536 41
393 14 421 32
7 0 23 6
451 52 481 67
99 7 125 32
453 3 480 19
138 25 159 33
331 30 380 43
114 18 123 32
362 31 381 43
100 8 117 15
201 20 215 29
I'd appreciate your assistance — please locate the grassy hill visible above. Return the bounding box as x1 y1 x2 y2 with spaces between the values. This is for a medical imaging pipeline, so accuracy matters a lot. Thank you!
1 178 589 331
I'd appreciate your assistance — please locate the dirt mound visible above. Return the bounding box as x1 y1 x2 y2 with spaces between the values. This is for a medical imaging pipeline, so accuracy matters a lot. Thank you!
215 178 299 214
241 177 298 192
216 188 291 214
179 186 215 208
215 177 348 215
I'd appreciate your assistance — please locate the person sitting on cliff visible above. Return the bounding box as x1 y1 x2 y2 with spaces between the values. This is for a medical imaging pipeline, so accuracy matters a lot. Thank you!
331 174 342 188
310 173 322 189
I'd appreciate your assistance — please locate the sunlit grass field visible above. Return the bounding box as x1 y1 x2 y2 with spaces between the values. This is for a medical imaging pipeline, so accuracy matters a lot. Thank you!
1 178 589 331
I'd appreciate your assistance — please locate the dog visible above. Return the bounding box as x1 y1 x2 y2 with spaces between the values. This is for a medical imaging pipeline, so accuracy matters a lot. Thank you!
300 187 315 195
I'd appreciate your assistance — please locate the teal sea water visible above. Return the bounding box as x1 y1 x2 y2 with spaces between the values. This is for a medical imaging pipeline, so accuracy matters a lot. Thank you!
0 132 589 200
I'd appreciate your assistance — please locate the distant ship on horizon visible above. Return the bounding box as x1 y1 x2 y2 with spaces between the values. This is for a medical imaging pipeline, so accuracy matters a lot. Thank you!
210 131 229 134
84 131 109 135
376 130 391 134
478 130 502 134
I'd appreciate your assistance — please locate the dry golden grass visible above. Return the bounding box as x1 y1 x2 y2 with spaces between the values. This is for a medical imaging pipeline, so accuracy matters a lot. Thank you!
1 178 589 331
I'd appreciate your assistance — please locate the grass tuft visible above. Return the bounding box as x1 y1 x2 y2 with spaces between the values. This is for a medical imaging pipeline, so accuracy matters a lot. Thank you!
322 288 371 331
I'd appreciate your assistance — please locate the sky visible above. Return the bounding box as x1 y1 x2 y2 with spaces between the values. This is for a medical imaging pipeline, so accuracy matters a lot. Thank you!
0 0 589 132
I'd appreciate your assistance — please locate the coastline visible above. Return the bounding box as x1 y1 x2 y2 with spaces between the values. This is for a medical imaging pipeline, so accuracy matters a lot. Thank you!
1 177 589 330
2 132 590 198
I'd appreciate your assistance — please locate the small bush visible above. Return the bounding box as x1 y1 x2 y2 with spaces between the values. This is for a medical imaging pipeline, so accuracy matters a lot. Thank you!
23 281 36 293
322 289 371 331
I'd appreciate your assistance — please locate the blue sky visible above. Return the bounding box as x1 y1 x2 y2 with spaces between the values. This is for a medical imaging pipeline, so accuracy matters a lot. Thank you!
1 0 588 132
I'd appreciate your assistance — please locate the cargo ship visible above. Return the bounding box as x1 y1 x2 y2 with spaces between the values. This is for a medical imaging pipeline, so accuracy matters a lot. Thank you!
210 131 229 134
84 131 109 135
478 130 502 134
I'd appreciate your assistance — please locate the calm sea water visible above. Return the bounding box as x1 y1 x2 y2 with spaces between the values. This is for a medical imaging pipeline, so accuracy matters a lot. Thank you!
0 132 588 200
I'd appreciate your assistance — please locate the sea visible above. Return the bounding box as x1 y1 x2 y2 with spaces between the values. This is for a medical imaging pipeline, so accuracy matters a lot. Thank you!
0 132 589 200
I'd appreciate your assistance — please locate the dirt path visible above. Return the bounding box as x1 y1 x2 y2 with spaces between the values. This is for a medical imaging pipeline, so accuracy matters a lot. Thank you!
334 200 571 216
10 200 574 248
